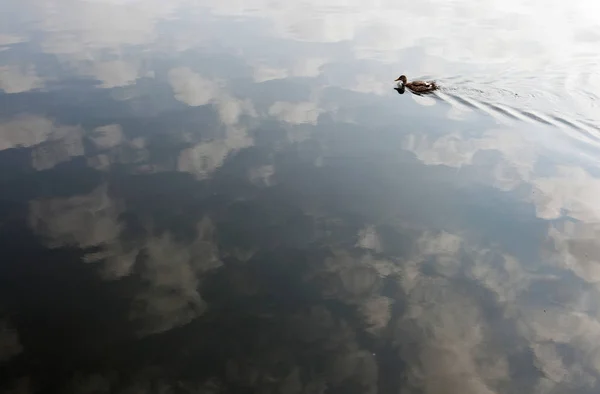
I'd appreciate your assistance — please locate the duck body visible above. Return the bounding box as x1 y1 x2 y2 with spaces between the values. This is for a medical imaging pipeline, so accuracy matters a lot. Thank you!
395 75 438 94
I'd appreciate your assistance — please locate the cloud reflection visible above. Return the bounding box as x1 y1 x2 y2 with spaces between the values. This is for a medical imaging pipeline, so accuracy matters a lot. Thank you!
168 67 256 179
168 67 256 124
128 219 221 336
2 0 600 392
0 317 22 363
28 182 223 337
0 115 84 169
268 101 321 125
0 65 44 94
80 60 142 89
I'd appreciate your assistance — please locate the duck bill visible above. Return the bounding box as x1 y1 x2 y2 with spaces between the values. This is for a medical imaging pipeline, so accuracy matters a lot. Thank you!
394 77 401 81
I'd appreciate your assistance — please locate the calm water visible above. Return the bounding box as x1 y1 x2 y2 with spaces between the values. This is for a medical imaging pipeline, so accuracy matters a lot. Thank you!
1 1 600 393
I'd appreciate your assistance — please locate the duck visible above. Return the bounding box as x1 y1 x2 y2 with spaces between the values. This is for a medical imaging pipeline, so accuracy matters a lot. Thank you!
395 75 438 94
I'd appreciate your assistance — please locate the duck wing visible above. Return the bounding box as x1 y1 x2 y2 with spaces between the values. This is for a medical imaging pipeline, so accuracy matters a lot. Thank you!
406 80 437 92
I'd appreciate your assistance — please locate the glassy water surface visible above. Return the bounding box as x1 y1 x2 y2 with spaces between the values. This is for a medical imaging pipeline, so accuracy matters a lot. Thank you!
1 0 600 393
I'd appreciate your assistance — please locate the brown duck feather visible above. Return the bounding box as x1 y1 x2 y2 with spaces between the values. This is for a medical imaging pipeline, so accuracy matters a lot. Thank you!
395 75 438 93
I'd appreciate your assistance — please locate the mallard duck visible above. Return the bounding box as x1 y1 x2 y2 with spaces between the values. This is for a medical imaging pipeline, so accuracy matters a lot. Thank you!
395 75 438 94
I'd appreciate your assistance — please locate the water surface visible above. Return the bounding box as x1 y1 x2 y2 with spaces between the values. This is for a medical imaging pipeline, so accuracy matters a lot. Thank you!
1 1 600 393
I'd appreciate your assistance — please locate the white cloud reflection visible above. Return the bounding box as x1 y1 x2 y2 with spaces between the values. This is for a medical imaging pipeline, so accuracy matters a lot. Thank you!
177 126 253 179
0 34 25 47
532 166 600 222
129 219 222 336
29 184 123 248
0 115 57 151
403 123 600 224
0 115 84 169
88 124 124 151
1 0 596 124
268 101 321 125
392 229 600 393
0 0 176 90
28 183 223 337
0 65 44 94
402 121 600 381
168 67 256 179
252 57 327 83
35 0 176 55
3 0 600 391
168 67 256 126
169 67 220 107
200 0 599 121
547 221 600 285
82 60 142 89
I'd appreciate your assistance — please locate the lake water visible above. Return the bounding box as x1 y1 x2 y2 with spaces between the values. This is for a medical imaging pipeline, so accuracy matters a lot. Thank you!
1 0 600 393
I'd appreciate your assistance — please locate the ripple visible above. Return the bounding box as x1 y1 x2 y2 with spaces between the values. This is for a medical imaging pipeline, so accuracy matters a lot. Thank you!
434 84 600 147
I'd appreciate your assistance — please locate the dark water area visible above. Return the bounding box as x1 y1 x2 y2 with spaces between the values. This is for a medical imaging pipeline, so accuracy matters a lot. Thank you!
1 1 600 393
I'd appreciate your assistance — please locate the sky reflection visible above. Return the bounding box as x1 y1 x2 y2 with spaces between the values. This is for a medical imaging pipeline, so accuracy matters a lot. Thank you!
1 1 600 394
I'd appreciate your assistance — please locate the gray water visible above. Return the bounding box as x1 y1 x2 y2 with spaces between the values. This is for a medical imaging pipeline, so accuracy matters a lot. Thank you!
1 1 600 393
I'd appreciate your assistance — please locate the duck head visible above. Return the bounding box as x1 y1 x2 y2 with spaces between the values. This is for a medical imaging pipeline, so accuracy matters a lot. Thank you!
395 75 408 85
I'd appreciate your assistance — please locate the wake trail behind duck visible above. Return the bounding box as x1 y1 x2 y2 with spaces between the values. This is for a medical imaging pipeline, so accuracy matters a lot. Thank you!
435 89 600 146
